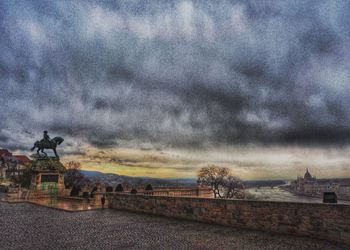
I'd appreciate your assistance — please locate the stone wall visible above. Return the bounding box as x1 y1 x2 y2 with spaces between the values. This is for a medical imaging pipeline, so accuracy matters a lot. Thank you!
109 193 350 245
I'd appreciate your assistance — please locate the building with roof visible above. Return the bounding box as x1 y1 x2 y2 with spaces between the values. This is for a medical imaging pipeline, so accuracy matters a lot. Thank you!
291 169 320 195
13 155 31 166
0 149 12 157
0 149 31 180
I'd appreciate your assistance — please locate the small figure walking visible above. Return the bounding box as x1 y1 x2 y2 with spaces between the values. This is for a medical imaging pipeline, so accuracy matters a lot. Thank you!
101 194 106 208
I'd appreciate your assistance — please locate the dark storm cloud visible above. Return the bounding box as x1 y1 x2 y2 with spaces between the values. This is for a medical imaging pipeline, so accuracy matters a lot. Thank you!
0 0 350 150
0 133 9 143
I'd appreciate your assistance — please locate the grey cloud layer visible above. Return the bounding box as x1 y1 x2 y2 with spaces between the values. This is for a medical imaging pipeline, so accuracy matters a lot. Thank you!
1 0 350 149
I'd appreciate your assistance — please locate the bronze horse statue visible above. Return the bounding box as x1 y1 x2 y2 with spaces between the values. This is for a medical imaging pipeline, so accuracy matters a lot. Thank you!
31 137 64 158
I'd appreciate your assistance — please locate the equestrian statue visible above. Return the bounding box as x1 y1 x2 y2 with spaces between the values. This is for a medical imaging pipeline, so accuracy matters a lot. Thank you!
31 131 64 158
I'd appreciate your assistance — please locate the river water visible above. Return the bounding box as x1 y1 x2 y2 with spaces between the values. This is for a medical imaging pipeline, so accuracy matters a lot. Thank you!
245 186 350 205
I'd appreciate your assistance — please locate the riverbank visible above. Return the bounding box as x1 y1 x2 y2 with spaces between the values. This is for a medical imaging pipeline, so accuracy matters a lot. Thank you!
280 185 350 203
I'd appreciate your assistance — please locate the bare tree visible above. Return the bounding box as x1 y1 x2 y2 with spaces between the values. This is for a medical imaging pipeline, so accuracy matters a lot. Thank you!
64 161 85 188
65 161 81 169
197 166 244 199
224 175 245 199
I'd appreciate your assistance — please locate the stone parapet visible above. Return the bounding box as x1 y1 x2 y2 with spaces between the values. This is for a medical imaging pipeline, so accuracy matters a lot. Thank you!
109 193 350 245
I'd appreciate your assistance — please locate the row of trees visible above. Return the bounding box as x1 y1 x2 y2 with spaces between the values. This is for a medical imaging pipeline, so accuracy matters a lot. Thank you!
20 160 245 200
64 162 245 200
197 166 245 199
64 161 85 188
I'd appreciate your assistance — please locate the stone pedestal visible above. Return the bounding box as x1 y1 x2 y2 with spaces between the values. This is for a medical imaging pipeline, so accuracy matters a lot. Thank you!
29 155 66 196
31 171 65 190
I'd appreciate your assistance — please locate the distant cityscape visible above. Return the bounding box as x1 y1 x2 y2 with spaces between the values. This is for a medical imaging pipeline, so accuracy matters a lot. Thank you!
284 169 350 201
1 148 350 203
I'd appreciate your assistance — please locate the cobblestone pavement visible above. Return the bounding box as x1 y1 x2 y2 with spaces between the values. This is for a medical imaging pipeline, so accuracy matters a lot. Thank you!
0 202 348 250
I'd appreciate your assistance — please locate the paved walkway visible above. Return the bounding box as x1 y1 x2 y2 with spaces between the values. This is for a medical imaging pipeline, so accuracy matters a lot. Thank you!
0 202 348 250
2 192 106 211
28 197 106 211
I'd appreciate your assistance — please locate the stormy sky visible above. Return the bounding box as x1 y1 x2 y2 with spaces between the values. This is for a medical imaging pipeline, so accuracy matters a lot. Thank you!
1 1 350 178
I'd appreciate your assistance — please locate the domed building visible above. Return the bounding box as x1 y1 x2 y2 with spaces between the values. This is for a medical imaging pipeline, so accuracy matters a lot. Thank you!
292 169 319 195
304 169 312 179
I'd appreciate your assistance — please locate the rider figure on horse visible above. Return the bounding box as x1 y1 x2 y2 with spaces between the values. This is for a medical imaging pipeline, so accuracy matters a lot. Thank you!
40 131 51 147
31 131 64 158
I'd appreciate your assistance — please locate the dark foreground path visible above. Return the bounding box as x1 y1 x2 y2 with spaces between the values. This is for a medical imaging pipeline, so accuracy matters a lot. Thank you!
0 202 347 250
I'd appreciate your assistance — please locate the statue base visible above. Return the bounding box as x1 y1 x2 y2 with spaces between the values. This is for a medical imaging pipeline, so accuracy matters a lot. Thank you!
29 155 66 196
